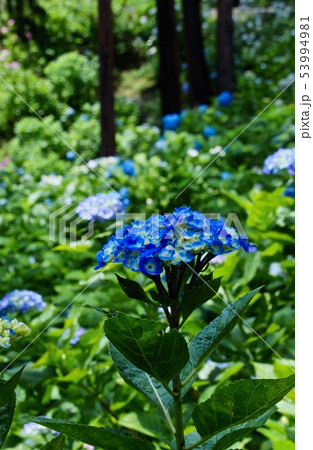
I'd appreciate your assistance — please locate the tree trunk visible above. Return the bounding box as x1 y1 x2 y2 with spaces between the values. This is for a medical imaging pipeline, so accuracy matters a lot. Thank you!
98 0 115 156
182 0 211 105
156 0 181 115
217 0 234 92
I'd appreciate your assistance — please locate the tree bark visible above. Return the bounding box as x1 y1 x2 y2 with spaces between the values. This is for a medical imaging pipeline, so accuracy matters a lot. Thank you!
98 0 115 156
182 0 211 105
156 0 181 114
217 0 234 93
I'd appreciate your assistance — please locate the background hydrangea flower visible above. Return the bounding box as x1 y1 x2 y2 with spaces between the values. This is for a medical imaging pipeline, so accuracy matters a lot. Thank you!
87 157 136 177
76 191 127 222
217 91 233 106
22 422 59 436
203 126 217 138
198 104 208 113
0 290 46 315
116 159 136 176
263 148 295 175
283 186 295 198
0 317 31 348
95 207 256 276
66 150 76 161
162 113 180 131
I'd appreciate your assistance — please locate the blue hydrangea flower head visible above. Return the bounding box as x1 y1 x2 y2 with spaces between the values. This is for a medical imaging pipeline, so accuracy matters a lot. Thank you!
0 290 46 315
118 159 136 176
283 187 295 198
198 104 208 113
220 171 232 180
203 126 218 138
155 137 168 151
182 82 189 93
95 208 256 276
263 148 295 175
217 91 233 106
65 107 76 117
66 151 76 161
76 191 127 222
162 113 180 131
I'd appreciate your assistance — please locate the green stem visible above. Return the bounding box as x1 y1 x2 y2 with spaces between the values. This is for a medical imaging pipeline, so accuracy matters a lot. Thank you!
173 374 185 449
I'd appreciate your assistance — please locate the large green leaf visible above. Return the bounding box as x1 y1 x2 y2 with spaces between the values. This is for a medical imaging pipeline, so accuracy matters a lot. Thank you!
109 344 173 409
0 366 25 448
104 313 189 383
40 433 66 449
180 277 222 323
29 417 155 450
192 376 295 440
182 408 275 449
0 394 15 449
188 288 262 371
115 274 153 304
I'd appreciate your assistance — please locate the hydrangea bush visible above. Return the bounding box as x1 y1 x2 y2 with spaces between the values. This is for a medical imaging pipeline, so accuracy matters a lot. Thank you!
0 290 46 315
27 208 294 450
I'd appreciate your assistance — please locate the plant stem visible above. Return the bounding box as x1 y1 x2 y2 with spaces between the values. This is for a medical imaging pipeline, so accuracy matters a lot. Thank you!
173 374 185 449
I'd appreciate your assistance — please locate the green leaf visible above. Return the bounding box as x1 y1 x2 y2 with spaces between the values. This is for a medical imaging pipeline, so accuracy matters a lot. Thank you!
110 344 173 409
0 366 25 406
115 274 153 304
40 433 66 449
28 417 155 450
104 313 189 383
0 366 25 448
192 375 295 440
181 277 222 322
273 440 295 450
149 290 175 307
0 392 15 448
182 408 275 449
188 287 262 370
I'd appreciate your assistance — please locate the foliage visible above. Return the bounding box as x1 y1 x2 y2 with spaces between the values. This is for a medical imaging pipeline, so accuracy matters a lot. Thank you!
0 0 294 448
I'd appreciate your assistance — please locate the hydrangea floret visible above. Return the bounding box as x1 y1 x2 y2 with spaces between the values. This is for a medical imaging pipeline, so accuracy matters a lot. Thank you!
263 148 295 175
217 90 233 106
76 191 128 222
95 207 256 277
203 126 217 138
0 318 31 348
162 113 180 131
0 290 46 315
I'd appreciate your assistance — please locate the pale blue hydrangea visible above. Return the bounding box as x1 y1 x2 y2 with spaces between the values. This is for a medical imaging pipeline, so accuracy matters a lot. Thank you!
76 191 127 222
66 150 76 161
263 148 295 175
0 290 46 315
198 104 208 113
23 422 59 436
87 157 136 177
